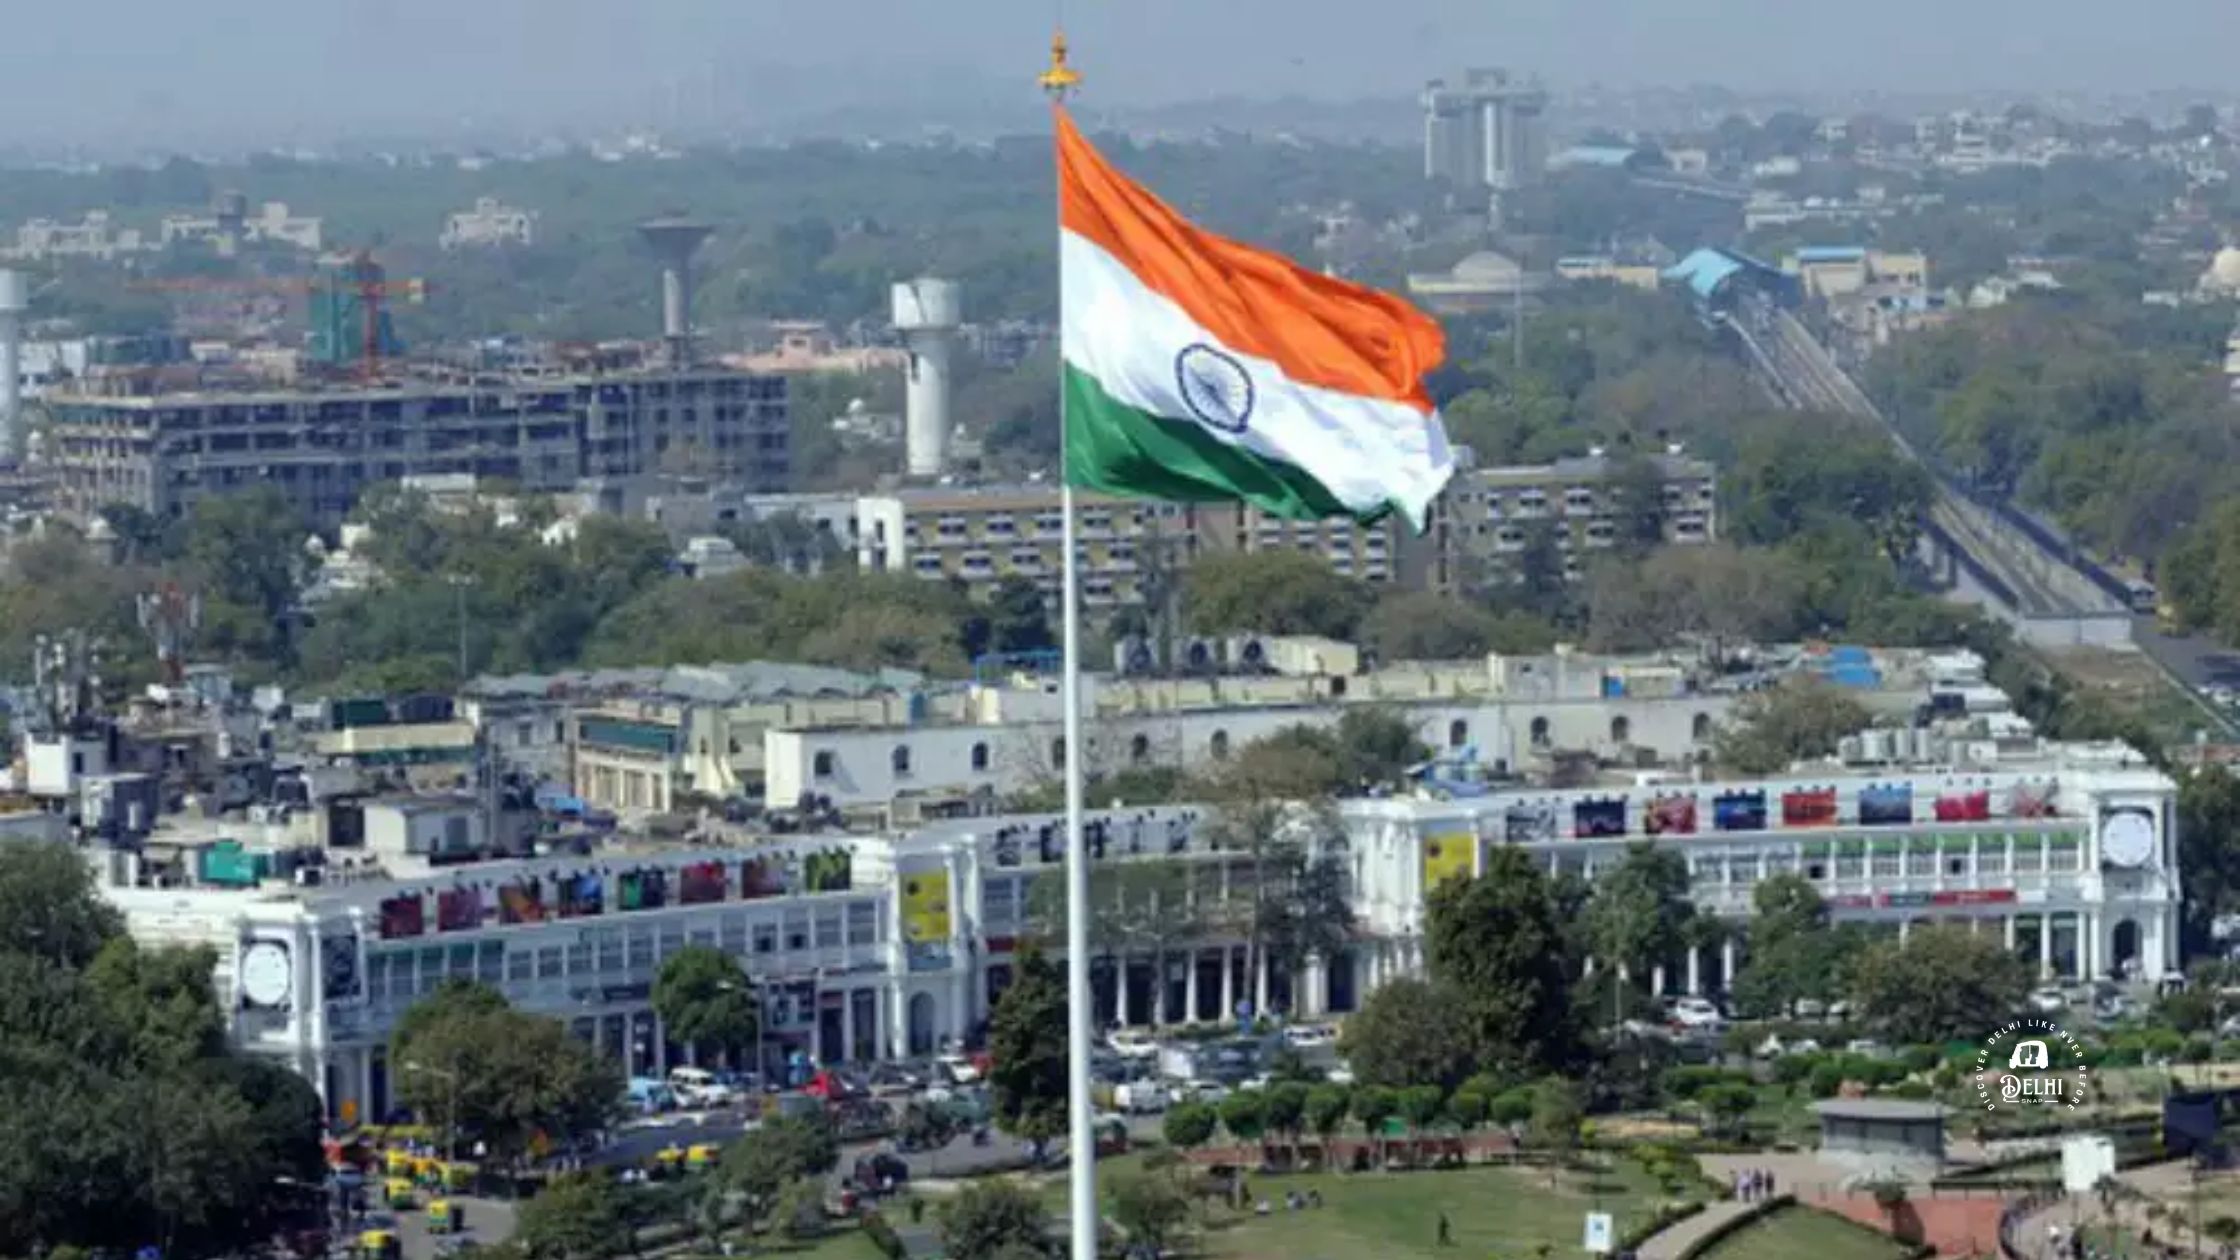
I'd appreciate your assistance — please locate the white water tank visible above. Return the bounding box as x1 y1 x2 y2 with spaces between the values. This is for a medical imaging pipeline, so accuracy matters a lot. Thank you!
893 278 961 479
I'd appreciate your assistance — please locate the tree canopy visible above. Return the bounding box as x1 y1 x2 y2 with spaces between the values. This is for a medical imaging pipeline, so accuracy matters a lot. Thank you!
651 945 759 1066
1849 924 2031 1043
0 844 323 1259
986 945 1069 1156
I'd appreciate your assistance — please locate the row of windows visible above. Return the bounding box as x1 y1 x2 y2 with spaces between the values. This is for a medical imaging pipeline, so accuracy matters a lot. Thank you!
812 713 1723 784
364 902 883 1001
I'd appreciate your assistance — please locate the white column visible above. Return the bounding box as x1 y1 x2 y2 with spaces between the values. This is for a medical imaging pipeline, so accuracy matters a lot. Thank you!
2004 914 2017 952
1254 951 1270 1017
2038 915 2053 979
1184 949 1201 1023
1898 918 1911 944
358 1050 376 1128
1219 946 1236 1019
1650 964 1666 996
887 983 907 1059
1721 937 1737 990
1305 955 1326 1017
1686 947 1702 996
1114 955 1132 1028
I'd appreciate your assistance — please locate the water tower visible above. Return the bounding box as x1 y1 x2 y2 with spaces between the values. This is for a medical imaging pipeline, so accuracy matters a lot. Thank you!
638 215 713 368
0 269 24 464
893 277 961 478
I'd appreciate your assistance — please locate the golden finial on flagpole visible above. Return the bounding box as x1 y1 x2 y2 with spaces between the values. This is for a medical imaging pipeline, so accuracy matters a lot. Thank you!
1039 31 1082 100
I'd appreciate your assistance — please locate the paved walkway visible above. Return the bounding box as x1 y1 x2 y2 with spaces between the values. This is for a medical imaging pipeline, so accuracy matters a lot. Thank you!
1637 1199 1762 1260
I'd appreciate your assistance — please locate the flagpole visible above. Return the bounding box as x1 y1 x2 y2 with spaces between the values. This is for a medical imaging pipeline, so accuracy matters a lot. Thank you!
1040 32 1097 1260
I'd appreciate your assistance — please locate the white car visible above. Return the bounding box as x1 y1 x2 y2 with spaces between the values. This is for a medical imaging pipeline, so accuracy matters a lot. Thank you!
1108 1029 1160 1060
1668 997 1725 1029
1326 1063 1356 1086
1845 1038 1889 1059
1186 1080 1231 1105
2028 988 2069 1015
1113 1081 1169 1114
935 1053 982 1085
665 1067 734 1108
1283 1024 1336 1050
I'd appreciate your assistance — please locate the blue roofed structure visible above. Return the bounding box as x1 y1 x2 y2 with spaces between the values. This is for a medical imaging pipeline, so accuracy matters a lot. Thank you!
1795 245 1868 264
1662 246 1797 309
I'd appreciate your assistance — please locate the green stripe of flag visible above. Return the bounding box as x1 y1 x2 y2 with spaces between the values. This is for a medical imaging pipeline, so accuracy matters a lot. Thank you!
1059 362 1397 525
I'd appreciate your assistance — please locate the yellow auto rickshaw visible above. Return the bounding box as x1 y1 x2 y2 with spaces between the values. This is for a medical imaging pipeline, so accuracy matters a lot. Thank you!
382 1149 413 1178
685 1143 719 1173
652 1145 686 1179
427 1199 462 1234
437 1160 477 1192
383 1176 417 1209
358 1229 401 1260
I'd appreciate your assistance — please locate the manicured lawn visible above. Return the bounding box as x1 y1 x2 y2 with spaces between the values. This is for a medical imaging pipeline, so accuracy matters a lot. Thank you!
1699 1205 1915 1260
1039 1154 1672 1260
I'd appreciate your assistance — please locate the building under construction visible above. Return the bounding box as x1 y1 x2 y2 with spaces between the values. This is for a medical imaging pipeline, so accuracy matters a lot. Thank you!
42 343 789 525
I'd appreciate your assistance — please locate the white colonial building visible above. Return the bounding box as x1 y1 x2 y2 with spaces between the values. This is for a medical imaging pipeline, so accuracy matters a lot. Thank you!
101 722 2178 1128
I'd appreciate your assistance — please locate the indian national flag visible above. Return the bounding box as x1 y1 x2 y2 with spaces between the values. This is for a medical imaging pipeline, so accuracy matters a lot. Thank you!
1058 108 1456 530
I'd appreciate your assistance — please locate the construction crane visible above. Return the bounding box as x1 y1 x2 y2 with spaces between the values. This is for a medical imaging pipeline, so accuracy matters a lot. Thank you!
131 250 431 378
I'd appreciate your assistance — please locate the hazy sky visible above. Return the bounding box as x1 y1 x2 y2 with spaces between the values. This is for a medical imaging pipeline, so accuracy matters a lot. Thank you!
5 0 2238 147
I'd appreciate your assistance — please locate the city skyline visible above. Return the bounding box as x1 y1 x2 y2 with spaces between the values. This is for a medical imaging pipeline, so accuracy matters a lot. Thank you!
2 0 2239 150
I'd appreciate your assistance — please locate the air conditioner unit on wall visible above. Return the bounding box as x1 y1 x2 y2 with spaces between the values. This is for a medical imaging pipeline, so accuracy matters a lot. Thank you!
1179 638 1220 675
1225 636 1271 673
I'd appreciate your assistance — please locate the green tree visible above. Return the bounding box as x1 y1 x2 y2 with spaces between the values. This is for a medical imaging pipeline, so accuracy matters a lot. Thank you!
1850 925 2031 1043
1182 549 1373 638
1447 1086 1490 1134
1219 1089 1268 1148
1488 1087 1535 1134
1108 1168 1194 1257
987 945 1068 1159
83 937 226 1068
1698 1083 1757 1139
1713 677 1870 775
1423 847 1579 1076
1733 874 1868 1018
1526 1076 1584 1176
1161 1101 1217 1154
390 987 621 1169
650 946 758 1067
181 485 308 663
722 1113 839 1226
984 576 1056 655
0 842 123 968
1262 1081 1310 1161
1303 1084 1352 1160
516 1172 633 1260
2181 765 2240 951
938 1181 1052 1260
1330 707 1432 790
1351 1086 1398 1165
1397 1084 1447 1137
1361 591 1505 661
1336 978 1478 1090
1585 843 1696 1020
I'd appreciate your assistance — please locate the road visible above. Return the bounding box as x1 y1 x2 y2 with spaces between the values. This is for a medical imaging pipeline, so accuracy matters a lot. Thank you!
1731 300 2122 622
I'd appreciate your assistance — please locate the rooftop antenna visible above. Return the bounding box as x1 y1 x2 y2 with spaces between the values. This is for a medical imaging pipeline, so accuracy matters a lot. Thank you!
638 214 713 369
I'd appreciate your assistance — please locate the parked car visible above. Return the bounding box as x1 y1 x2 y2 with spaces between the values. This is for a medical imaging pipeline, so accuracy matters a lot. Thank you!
1185 1079 1231 1105
1112 1080 1169 1114
935 1053 983 1085
1326 1063 1356 1086
2028 988 2070 1015
1108 1028 1160 1060
1282 1024 1336 1050
626 1077 677 1114
1844 1039 1889 1059
666 1067 733 1107
1668 997 1725 1029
